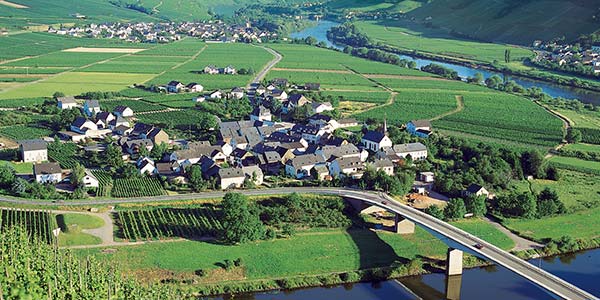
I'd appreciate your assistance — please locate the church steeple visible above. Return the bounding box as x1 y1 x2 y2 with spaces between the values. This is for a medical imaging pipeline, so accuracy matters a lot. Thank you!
383 113 388 136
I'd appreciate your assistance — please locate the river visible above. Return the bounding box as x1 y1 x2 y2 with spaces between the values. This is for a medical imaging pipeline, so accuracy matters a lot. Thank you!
289 20 600 106
206 248 600 300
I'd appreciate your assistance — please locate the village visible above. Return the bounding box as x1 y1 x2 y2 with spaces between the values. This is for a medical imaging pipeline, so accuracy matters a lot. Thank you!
46 20 278 43
8 74 450 200
532 39 600 75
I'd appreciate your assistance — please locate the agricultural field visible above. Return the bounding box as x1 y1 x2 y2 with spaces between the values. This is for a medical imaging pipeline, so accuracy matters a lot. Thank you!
0 72 155 99
433 92 563 147
0 161 33 174
90 170 113 197
355 90 458 124
547 156 600 175
354 20 533 64
326 0 423 13
3 52 124 68
111 177 166 198
136 39 205 57
320 91 391 104
136 109 215 128
267 70 379 91
100 99 166 113
114 205 223 241
0 124 52 140
562 143 600 155
0 208 57 244
0 97 46 108
48 142 84 169
372 78 490 92
0 67 68 74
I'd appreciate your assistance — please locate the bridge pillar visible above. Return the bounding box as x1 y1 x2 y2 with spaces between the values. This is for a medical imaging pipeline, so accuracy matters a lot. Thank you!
445 274 462 300
446 248 463 276
394 213 415 234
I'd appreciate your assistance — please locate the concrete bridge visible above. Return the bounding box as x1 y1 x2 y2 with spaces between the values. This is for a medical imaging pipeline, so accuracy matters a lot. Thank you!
0 187 596 300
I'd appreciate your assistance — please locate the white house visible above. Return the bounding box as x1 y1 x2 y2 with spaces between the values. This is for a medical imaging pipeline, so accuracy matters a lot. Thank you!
285 154 324 179
186 82 204 92
392 142 428 161
208 90 223 99
361 131 392 152
71 117 98 134
464 184 490 199
138 159 156 175
250 105 272 122
113 106 134 118
230 87 245 99
19 140 48 163
83 100 101 117
57 96 78 110
371 159 394 176
242 165 264 185
82 169 99 188
311 101 334 114
167 81 185 93
329 156 364 178
218 168 245 190
34 162 62 184
223 65 236 75
419 171 435 183
204 65 219 74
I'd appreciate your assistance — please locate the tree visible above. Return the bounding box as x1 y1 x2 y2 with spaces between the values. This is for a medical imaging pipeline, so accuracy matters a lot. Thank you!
121 164 138 179
104 144 123 169
537 188 565 217
504 49 511 63
304 36 317 45
221 193 265 244
485 75 503 89
150 142 168 161
70 163 85 188
0 164 16 189
444 198 466 220
424 205 444 219
281 223 296 237
464 194 487 217
545 165 560 181
565 128 582 143
518 192 538 219
52 91 65 98
187 165 207 192
521 150 544 178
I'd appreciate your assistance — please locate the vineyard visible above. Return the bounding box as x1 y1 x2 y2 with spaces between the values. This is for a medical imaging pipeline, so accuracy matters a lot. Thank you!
111 177 166 198
114 205 223 241
91 170 114 197
0 124 52 140
48 142 82 169
0 208 57 244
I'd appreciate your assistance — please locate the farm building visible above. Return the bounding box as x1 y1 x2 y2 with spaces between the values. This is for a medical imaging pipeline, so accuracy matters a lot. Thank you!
218 168 245 190
82 170 99 188
19 140 48 163
57 96 78 110
406 120 432 138
34 162 62 184
83 100 101 117
113 106 134 118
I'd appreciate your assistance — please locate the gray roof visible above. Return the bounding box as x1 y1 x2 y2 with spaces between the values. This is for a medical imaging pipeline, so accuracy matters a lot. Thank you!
409 119 432 128
85 99 99 108
392 142 427 153
218 167 245 179
19 139 47 151
34 162 61 175
334 156 363 169
57 96 76 104
263 151 281 163
287 154 324 169
320 144 359 160
372 159 394 168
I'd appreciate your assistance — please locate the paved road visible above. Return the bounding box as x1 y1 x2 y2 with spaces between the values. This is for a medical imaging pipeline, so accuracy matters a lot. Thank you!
0 188 595 299
250 46 282 86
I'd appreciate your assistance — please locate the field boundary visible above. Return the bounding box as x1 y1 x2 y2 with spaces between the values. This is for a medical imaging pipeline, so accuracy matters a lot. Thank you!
430 95 464 121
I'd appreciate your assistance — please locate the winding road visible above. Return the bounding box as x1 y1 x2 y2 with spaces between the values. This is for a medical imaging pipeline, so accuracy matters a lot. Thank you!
0 188 595 300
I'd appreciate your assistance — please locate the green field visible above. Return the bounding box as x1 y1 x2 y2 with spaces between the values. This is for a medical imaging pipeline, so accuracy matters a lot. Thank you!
355 21 533 64
548 156 600 175
4 52 124 68
100 99 166 113
0 72 155 99
563 143 600 154
0 161 33 174
503 206 600 242
372 78 490 92
0 124 52 140
321 91 391 104
327 0 423 13
267 70 378 90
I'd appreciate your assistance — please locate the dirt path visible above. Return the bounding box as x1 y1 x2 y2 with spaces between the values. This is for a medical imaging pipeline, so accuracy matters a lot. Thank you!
536 101 572 158
482 215 544 251
430 95 464 121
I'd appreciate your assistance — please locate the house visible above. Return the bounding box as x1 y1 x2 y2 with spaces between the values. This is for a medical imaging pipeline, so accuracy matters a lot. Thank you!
71 117 98 134
329 156 364 178
82 169 99 188
19 139 48 163
223 65 236 75
361 130 392 152
218 168 245 190
110 116 129 130
270 89 288 101
283 94 310 113
271 78 288 87
391 142 428 161
304 83 321 91
338 118 359 128
208 90 223 99
230 87 245 99
317 144 360 161
193 95 206 103
138 159 156 175
291 124 327 144
147 128 169 145
186 82 204 92
258 151 282 175
204 65 219 74
113 106 134 118
83 100 101 117
242 164 263 185
312 164 330 181
311 101 334 114
463 184 490 199
419 171 435 183
285 154 324 179
96 112 115 129
250 105 272 122
57 96 78 110
371 159 394 176
406 120 432 138
167 80 185 93
124 139 153 155
255 85 267 95
34 162 62 184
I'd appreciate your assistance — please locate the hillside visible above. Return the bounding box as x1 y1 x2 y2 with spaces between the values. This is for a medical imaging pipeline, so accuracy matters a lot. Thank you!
406 0 600 44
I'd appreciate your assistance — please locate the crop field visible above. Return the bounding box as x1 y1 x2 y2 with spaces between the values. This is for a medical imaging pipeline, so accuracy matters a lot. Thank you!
0 97 46 108
141 93 194 103
48 142 88 169
137 106 214 128
3 52 124 68
563 143 600 154
111 177 166 198
355 21 533 64
136 39 205 57
0 72 155 99
0 124 52 140
0 67 68 74
114 205 223 241
100 99 165 113
320 91 391 104
79 60 177 74
548 156 600 175
433 92 563 147
147 42 272 90
355 90 457 123
373 78 490 92
267 70 378 90
91 170 113 197
345 60 430 76
0 209 56 244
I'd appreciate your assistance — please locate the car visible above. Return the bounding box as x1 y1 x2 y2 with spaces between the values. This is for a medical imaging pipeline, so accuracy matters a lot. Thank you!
381 201 388 205
474 243 484 249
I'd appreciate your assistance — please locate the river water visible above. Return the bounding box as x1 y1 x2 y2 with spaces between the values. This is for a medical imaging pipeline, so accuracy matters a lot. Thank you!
202 22 600 299
289 20 600 105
